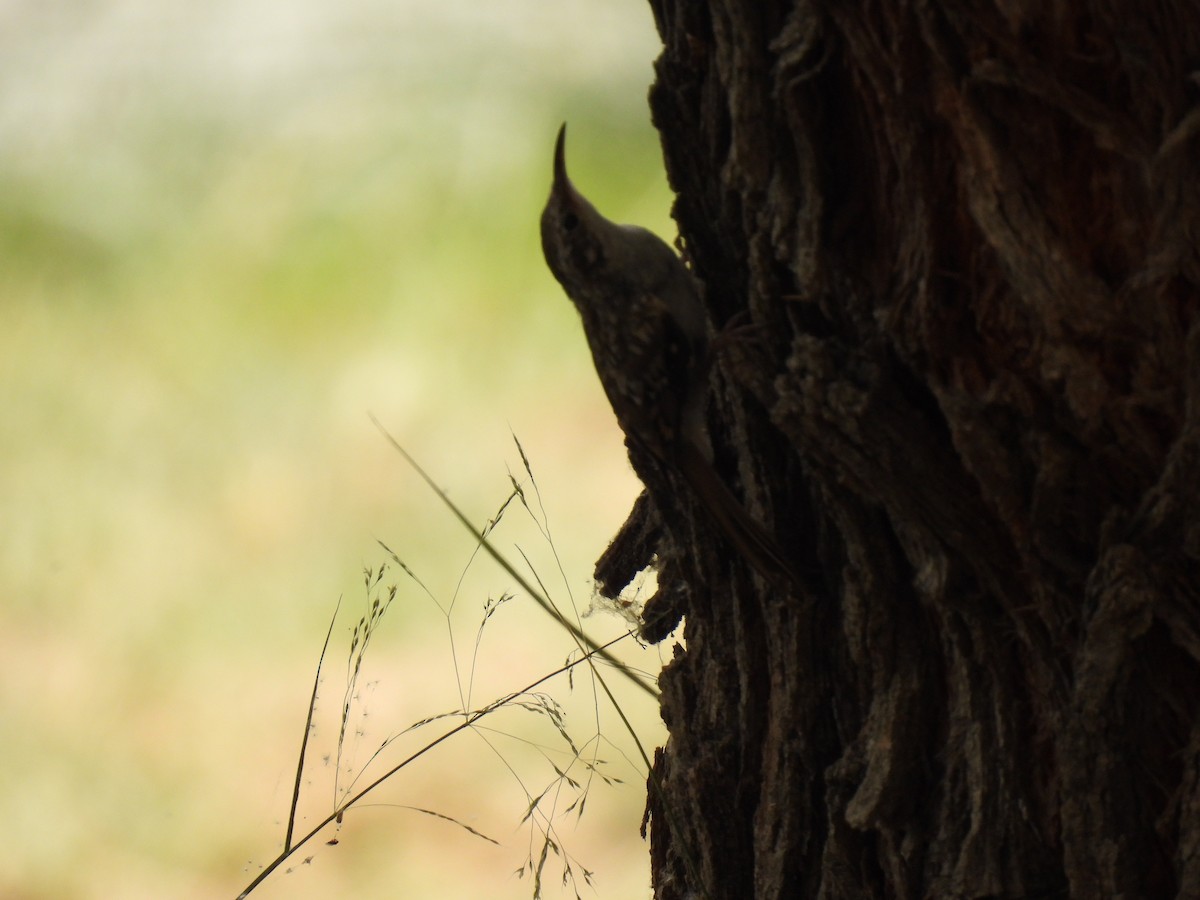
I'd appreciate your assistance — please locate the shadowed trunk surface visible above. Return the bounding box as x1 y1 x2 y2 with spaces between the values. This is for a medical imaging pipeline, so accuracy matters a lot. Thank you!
622 2 1200 897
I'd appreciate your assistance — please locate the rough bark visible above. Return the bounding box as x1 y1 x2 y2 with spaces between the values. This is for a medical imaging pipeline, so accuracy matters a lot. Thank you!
626 2 1200 897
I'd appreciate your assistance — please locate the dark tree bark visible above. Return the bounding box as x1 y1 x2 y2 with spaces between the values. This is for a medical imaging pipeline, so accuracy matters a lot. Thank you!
623 2 1200 897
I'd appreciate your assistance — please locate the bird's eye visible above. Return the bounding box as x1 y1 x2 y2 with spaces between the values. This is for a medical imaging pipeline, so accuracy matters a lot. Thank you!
563 212 578 231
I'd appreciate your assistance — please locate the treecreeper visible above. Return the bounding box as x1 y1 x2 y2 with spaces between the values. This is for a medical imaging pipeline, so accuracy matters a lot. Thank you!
539 124 797 618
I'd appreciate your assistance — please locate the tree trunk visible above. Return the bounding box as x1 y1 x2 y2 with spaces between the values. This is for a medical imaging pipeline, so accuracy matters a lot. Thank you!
630 2 1200 897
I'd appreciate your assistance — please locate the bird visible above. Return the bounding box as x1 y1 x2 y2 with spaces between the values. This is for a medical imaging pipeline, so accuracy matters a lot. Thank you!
540 124 798 589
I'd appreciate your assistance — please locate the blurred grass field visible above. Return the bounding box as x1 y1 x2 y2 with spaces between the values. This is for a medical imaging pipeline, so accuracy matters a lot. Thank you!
0 2 677 897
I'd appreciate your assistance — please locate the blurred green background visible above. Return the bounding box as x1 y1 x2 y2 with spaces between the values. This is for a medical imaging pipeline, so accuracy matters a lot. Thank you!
0 1 678 897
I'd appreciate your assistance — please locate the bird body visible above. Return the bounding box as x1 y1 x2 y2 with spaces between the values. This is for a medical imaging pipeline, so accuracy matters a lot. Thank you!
540 126 708 460
540 124 796 588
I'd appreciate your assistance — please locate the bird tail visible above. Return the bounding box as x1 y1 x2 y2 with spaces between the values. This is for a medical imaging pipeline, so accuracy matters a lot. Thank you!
674 441 801 588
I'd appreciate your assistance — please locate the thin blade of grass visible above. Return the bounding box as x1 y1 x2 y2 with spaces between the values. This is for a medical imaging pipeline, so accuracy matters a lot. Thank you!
237 630 629 898
369 415 657 700
285 595 341 853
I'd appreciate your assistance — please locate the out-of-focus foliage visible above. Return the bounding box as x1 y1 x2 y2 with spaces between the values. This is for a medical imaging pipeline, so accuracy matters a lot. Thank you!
0 2 673 897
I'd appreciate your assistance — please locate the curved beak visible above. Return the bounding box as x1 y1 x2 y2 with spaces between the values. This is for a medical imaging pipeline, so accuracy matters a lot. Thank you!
552 123 569 192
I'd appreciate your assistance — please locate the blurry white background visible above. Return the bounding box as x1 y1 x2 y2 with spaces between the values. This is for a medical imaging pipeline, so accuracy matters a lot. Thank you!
0 1 678 897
